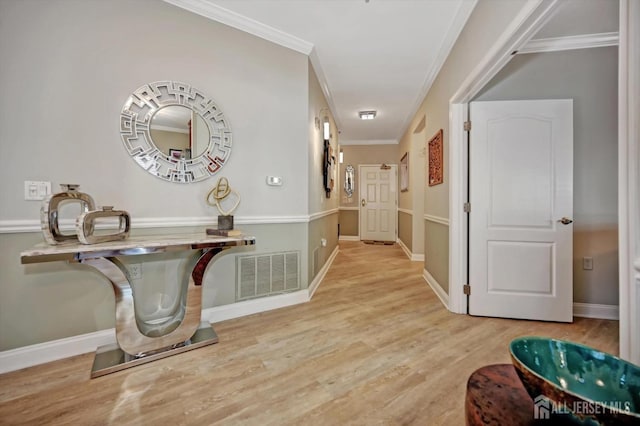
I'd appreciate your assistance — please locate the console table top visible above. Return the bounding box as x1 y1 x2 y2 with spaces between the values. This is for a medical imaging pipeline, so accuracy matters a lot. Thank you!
21 233 255 264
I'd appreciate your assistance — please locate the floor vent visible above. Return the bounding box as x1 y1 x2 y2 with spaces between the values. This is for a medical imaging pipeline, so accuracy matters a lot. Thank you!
237 251 300 301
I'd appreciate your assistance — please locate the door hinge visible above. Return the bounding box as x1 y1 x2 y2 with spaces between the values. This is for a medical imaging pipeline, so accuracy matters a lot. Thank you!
463 202 471 213
464 121 471 131
463 284 471 295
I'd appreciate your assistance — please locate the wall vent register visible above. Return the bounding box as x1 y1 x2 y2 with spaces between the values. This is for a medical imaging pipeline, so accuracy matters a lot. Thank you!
237 251 300 300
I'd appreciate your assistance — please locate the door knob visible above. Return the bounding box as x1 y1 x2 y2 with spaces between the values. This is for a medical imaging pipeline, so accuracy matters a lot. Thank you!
361 199 366 207
558 217 573 225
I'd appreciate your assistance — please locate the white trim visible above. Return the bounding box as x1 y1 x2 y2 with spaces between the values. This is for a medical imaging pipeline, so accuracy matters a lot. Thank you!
424 214 450 226
448 0 561 315
398 238 424 262
309 49 341 130
309 208 339 222
519 32 619 54
0 215 319 233
448 103 468 315
339 235 360 241
398 238 411 259
618 0 640 364
397 0 477 140
573 303 619 320
398 208 413 216
339 206 359 211
451 0 560 104
423 268 449 309
203 290 310 324
340 139 398 146
0 329 115 374
308 245 339 298
162 0 313 55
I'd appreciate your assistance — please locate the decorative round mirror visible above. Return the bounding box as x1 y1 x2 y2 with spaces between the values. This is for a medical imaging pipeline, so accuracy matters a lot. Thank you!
120 81 232 183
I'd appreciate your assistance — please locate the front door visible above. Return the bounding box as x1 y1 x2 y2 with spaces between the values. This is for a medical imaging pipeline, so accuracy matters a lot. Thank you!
469 99 573 322
359 164 397 242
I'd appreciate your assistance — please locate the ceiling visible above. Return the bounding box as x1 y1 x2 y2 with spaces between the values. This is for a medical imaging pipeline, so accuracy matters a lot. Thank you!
165 0 477 145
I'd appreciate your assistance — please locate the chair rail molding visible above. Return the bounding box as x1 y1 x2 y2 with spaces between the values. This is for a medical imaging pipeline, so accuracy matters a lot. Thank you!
424 214 449 226
0 215 322 233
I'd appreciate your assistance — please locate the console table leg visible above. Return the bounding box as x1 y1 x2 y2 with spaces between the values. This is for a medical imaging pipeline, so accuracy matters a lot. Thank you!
81 247 226 377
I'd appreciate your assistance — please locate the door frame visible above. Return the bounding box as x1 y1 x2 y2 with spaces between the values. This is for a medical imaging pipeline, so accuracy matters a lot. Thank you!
448 0 561 315
447 0 638 362
358 164 398 242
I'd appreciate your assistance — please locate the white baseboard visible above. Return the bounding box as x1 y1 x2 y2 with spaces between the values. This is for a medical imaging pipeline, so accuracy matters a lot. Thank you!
339 235 359 241
0 329 115 374
308 245 339 298
203 290 310 324
397 239 425 262
573 303 619 320
0 249 342 375
423 268 449 309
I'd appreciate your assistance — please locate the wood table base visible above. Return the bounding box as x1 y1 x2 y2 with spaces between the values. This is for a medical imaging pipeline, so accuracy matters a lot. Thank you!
465 364 576 426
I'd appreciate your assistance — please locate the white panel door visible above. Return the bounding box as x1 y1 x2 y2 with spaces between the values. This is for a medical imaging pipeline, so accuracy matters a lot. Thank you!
359 165 397 242
469 100 573 322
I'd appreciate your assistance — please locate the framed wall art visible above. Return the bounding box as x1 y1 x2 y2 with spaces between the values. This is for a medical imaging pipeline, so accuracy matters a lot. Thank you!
428 129 443 186
400 152 409 192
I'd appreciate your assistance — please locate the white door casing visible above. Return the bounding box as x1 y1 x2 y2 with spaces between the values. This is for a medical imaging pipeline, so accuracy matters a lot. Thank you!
359 165 397 242
469 99 573 322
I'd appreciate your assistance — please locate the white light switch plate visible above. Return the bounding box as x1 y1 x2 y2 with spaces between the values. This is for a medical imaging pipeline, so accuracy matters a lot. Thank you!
24 181 51 201
266 176 283 186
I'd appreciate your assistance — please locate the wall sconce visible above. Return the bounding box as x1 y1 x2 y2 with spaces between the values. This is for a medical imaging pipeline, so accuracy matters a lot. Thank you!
323 118 330 140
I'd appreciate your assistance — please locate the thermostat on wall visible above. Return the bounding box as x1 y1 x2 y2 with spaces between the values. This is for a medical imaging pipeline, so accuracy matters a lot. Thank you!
266 176 283 186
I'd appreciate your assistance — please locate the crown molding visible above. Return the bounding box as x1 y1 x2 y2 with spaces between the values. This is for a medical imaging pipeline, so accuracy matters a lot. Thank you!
309 49 341 130
163 0 314 55
518 32 619 54
398 0 478 141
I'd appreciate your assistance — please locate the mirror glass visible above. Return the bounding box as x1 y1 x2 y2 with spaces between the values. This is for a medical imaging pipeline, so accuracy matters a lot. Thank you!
345 165 355 197
150 106 210 160
120 81 232 184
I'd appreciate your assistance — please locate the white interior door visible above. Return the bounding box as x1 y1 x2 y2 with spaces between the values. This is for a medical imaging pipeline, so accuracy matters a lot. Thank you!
359 165 397 242
469 99 573 322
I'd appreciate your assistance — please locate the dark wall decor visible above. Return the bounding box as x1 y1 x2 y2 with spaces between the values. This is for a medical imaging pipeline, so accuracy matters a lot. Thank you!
428 129 444 186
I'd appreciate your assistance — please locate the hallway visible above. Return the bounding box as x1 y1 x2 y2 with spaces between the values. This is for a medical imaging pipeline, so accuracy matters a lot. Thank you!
0 241 618 425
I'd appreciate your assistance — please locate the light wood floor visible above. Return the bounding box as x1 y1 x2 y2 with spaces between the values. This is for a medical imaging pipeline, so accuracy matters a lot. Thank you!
0 241 618 425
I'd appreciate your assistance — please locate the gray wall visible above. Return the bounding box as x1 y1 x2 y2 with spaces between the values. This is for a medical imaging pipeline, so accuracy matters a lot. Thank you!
398 211 413 251
398 0 531 294
0 0 319 351
307 62 339 282
474 46 619 305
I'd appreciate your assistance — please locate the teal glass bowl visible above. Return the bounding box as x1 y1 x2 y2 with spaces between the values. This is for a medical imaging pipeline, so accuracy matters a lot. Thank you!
510 337 640 425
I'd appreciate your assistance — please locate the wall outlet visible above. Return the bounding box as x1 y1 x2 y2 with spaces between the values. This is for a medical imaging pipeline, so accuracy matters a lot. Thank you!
583 257 593 270
321 238 327 247
129 264 142 280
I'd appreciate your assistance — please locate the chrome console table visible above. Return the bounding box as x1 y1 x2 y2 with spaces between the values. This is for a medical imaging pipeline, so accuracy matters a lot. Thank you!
21 233 255 377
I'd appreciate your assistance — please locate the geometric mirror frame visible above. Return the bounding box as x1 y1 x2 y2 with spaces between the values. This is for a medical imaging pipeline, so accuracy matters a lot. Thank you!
120 81 232 183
